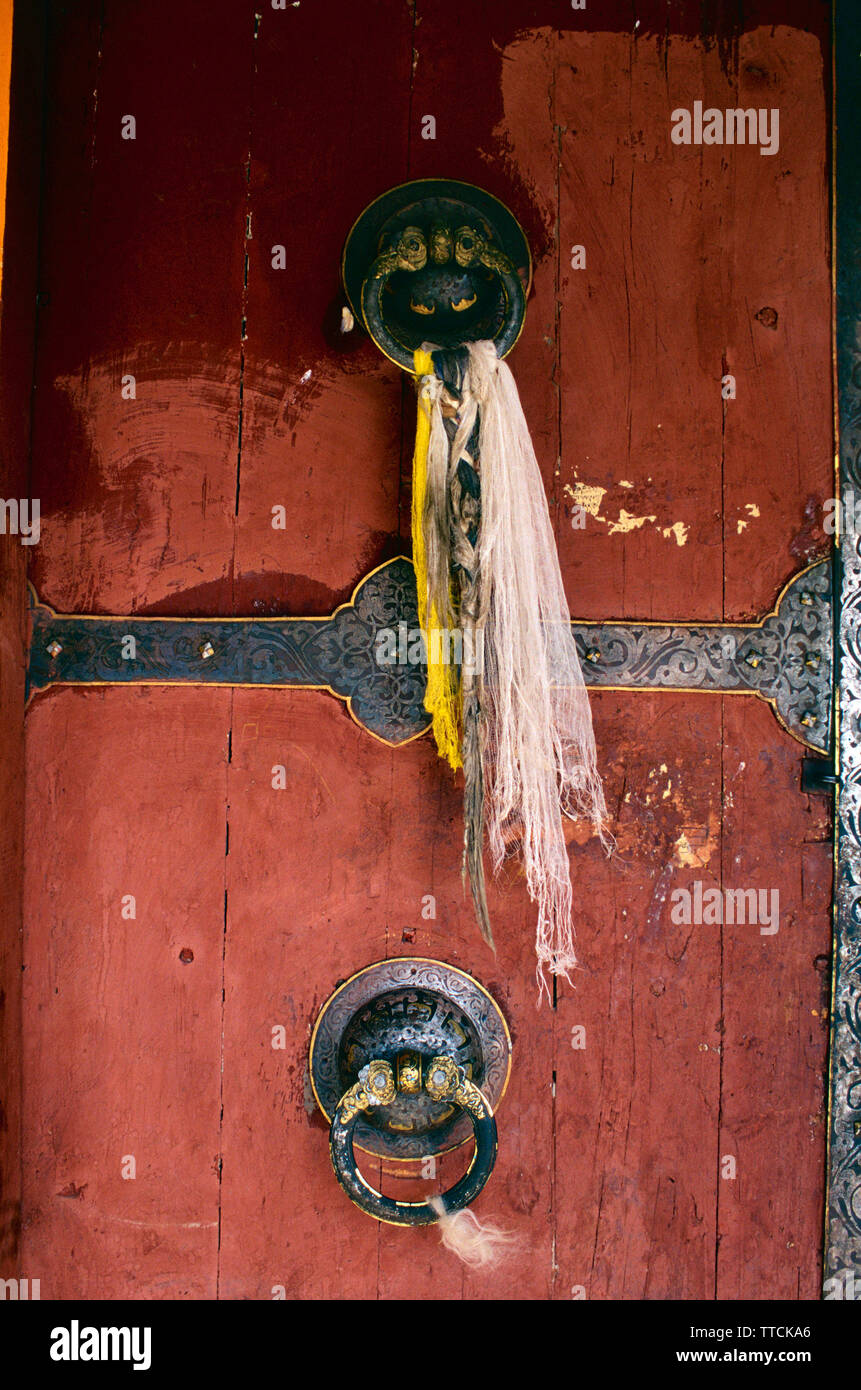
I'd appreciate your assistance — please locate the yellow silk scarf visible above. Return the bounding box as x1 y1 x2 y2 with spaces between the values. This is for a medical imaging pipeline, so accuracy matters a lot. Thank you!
412 349 462 770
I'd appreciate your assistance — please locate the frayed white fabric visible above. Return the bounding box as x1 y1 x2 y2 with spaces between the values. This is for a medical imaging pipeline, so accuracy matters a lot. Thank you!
466 341 610 998
428 1195 517 1268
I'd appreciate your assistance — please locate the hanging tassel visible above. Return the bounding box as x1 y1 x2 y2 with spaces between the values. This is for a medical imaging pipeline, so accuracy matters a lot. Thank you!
411 341 611 993
443 369 493 950
412 349 462 771
428 1195 517 1269
417 347 493 948
466 341 611 998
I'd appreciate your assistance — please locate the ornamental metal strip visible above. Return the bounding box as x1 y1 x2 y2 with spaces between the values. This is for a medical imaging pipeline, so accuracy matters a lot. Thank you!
27 554 831 755
825 0 861 1300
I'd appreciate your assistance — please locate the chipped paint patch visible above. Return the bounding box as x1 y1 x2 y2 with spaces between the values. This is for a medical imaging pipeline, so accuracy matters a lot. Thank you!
647 763 673 801
564 481 606 517
673 833 700 867
607 508 657 535
672 818 719 869
661 521 689 546
563 482 688 545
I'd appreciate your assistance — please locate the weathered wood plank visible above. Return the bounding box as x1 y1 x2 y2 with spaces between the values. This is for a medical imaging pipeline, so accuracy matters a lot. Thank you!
716 699 831 1299
22 688 227 1297
0 0 46 1279
218 692 388 1299
721 25 832 619
554 694 722 1299
557 29 727 621
20 0 251 1296
29 0 250 615
234 0 413 616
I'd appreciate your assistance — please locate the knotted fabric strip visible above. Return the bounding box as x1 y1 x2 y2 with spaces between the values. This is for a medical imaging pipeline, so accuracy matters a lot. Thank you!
411 341 610 999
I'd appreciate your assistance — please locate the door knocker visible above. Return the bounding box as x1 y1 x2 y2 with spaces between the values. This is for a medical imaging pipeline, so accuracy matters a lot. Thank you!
341 178 531 371
308 958 510 1227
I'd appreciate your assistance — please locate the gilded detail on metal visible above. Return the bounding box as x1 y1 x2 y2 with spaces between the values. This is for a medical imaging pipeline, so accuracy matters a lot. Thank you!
396 1051 422 1094
361 1059 397 1106
337 1081 371 1126
329 1046 498 1226
28 555 832 755
424 1054 460 1102
425 1054 489 1120
337 1059 397 1125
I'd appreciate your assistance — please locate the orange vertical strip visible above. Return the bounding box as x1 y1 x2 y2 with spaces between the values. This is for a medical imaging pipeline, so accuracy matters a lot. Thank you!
0 0 14 293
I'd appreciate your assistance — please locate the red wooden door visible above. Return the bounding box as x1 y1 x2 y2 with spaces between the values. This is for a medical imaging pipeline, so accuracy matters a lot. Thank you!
7 0 832 1298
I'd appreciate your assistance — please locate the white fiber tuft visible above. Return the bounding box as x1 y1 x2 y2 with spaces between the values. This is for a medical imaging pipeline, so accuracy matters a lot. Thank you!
429 1196 517 1268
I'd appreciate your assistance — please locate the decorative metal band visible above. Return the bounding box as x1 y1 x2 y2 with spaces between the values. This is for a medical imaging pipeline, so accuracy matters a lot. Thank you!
826 2 861 1299
27 555 831 755
26 560 428 748
574 558 831 755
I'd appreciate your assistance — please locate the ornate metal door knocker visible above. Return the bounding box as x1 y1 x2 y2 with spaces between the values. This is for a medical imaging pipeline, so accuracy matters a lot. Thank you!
341 178 531 370
308 958 511 1227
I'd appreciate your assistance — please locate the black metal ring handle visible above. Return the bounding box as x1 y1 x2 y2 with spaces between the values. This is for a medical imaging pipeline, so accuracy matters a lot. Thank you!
329 1056 498 1226
360 225 526 372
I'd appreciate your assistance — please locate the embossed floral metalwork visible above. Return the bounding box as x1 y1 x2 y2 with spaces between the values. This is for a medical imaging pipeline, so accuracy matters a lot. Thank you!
827 12 861 1294
425 1054 489 1120
28 556 832 754
570 559 831 754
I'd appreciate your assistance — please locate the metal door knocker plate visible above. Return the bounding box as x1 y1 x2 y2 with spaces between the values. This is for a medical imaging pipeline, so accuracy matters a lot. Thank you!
309 958 510 1225
308 957 511 1161
341 179 531 370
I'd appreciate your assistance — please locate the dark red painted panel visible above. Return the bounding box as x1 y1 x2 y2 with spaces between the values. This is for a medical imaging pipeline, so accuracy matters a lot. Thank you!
29 0 252 615
554 693 723 1299
722 26 832 619
234 0 413 615
716 699 831 1299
